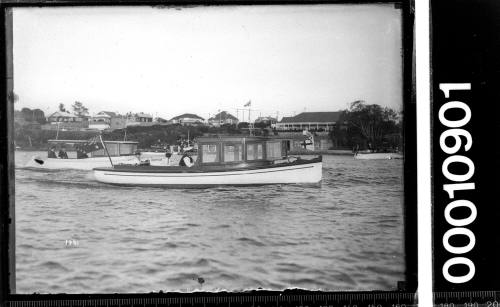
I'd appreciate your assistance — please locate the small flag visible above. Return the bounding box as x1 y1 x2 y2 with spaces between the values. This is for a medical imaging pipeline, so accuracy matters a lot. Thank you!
244 100 251 107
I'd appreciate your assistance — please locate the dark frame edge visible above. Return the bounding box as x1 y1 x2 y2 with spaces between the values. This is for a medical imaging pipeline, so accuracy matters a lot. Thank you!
402 0 417 293
1 4 16 307
0 0 417 304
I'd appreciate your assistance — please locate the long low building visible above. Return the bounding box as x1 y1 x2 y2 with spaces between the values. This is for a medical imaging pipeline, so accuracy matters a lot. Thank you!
275 112 342 131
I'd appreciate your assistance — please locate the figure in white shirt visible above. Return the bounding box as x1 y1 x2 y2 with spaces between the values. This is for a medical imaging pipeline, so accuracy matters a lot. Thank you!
179 152 194 167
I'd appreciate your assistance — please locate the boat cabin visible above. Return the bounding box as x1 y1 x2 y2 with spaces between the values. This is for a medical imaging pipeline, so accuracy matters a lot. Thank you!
47 139 138 159
196 135 288 166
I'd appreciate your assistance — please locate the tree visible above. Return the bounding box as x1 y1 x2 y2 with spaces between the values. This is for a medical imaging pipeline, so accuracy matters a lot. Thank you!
21 107 34 121
18 107 46 125
58 103 66 112
342 100 400 149
72 101 89 117
329 110 351 148
254 121 269 129
237 122 249 129
33 109 47 124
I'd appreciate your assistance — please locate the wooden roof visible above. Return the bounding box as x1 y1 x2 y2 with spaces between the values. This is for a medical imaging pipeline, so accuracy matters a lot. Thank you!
197 135 270 143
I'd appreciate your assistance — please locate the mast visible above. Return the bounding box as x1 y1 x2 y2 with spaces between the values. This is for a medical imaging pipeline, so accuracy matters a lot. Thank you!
55 122 60 140
99 134 114 167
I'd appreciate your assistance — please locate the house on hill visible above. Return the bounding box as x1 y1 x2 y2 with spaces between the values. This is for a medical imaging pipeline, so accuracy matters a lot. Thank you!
170 113 205 126
126 112 154 127
208 111 239 127
45 111 89 130
89 112 111 130
275 112 342 132
155 117 169 124
47 111 78 123
254 116 277 127
97 111 117 118
89 111 127 130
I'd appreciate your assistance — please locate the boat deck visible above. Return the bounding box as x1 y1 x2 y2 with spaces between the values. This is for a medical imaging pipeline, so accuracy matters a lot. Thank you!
96 156 322 173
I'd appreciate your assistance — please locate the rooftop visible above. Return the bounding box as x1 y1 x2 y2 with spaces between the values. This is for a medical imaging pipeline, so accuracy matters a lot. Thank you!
135 112 153 118
93 113 111 118
97 111 118 117
208 111 238 121
255 116 277 122
279 112 342 123
171 113 205 121
197 135 280 143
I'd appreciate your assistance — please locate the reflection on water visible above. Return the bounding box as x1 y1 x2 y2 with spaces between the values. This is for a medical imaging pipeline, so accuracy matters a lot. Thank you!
15 151 405 293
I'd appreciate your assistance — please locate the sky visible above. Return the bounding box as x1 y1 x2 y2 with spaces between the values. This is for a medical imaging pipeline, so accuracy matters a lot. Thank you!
12 4 402 122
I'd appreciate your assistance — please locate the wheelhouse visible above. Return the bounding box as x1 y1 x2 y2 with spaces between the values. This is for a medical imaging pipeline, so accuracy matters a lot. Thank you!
47 139 138 158
196 136 288 166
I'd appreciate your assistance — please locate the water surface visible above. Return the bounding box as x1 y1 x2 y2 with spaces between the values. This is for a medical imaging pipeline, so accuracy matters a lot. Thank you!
15 152 405 293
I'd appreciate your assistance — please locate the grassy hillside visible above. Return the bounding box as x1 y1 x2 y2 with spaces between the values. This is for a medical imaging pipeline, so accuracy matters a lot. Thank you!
14 124 253 150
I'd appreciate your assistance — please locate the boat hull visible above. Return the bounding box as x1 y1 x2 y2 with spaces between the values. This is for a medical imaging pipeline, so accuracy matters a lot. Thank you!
93 159 322 187
25 155 141 170
354 152 403 160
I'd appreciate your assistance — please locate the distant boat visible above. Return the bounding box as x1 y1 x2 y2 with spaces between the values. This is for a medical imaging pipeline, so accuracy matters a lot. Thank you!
93 135 322 187
354 151 403 160
25 139 141 170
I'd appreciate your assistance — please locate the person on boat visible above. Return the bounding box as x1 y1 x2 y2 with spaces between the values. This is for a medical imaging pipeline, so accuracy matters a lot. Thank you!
76 146 88 159
165 150 172 166
140 159 151 166
301 129 313 149
179 151 194 167
58 147 69 159
353 144 360 155
47 147 58 158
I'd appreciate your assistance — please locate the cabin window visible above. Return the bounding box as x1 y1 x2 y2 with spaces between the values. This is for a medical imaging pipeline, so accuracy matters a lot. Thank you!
202 144 219 163
266 141 282 160
246 143 263 160
106 143 119 156
223 144 243 162
247 144 255 160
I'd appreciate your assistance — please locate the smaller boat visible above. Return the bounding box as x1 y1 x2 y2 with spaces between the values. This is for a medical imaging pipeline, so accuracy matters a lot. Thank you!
25 139 141 170
93 135 322 187
354 151 403 160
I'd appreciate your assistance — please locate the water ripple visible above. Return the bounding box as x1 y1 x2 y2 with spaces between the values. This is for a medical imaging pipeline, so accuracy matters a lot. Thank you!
15 152 404 293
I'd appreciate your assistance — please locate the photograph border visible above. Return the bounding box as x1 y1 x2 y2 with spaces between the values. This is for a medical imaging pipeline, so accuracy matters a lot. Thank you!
0 0 416 305
430 0 500 297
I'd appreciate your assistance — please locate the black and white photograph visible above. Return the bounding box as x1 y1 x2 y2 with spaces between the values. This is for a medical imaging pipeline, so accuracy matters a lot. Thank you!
10 3 407 294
